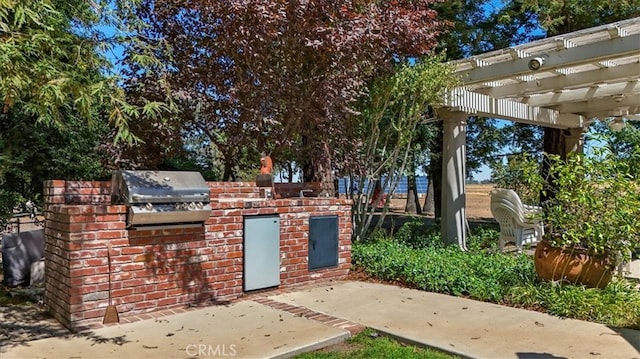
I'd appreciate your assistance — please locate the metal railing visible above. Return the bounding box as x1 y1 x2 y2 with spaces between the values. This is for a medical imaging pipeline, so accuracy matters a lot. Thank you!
1 201 44 235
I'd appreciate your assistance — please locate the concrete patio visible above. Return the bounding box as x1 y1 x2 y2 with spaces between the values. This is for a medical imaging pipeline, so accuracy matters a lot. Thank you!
2 277 638 359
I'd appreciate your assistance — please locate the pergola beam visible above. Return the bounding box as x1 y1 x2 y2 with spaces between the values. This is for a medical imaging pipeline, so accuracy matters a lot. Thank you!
580 106 640 120
550 94 640 114
460 34 640 85
523 81 640 107
477 63 640 98
444 88 585 128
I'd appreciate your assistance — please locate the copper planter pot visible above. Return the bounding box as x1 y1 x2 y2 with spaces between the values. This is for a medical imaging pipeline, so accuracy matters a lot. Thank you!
534 239 613 289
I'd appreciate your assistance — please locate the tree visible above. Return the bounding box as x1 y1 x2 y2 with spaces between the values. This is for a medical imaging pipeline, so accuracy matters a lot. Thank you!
0 103 112 221
350 57 458 241
419 1 525 217
519 0 640 35
434 0 540 60
590 121 640 179
131 0 448 192
0 0 174 142
0 0 178 221
466 117 509 178
1 0 113 220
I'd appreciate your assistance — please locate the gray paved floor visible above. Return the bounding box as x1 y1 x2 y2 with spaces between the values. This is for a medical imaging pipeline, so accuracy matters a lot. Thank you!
269 281 640 359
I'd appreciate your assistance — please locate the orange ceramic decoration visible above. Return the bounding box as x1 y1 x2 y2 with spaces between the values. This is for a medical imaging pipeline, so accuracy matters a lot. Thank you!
260 154 273 175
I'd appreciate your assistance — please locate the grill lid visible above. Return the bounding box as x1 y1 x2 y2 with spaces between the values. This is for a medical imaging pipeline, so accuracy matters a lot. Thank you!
112 170 210 204
111 170 212 228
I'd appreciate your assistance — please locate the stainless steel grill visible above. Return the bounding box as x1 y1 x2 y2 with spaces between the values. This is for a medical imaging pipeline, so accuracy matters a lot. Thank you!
111 170 211 229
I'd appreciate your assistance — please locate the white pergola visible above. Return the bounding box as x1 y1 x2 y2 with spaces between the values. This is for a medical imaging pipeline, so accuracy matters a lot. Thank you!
437 16 640 248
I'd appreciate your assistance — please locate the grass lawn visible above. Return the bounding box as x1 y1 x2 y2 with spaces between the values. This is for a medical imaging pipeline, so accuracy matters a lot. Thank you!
294 328 458 359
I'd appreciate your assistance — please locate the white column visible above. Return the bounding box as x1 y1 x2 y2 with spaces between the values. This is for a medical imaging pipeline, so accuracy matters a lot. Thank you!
440 110 469 250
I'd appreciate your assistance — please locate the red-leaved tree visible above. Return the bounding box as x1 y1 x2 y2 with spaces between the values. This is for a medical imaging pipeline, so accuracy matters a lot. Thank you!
130 0 447 191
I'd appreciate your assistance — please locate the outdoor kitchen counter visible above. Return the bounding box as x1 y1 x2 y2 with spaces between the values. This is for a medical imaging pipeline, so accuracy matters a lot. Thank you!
43 179 353 331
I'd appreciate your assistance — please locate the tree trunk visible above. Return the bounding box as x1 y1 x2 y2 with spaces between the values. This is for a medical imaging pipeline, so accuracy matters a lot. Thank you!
300 132 335 196
423 177 435 214
222 157 235 181
405 174 422 215
405 174 417 214
301 162 314 182
301 135 314 183
286 162 293 183
540 127 567 204
318 141 334 196
429 122 444 218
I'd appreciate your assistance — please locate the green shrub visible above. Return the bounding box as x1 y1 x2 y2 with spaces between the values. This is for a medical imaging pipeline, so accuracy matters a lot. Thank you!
392 219 501 252
352 239 536 302
541 152 640 265
466 225 500 252
393 218 444 249
506 280 640 329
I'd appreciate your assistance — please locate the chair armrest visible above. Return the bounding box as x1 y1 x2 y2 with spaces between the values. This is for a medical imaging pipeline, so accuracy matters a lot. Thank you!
523 204 543 219
523 204 542 212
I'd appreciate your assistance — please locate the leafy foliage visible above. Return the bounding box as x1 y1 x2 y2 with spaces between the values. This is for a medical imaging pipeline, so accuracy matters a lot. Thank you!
0 0 175 142
388 217 502 252
490 153 544 205
465 117 509 180
393 218 444 249
130 0 448 187
0 105 111 219
506 280 640 328
591 121 640 180
0 0 102 126
351 57 459 241
434 0 540 60
353 235 535 302
518 0 640 35
539 151 640 263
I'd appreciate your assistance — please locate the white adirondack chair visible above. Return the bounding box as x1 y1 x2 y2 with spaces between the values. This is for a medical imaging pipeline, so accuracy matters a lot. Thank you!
490 189 544 252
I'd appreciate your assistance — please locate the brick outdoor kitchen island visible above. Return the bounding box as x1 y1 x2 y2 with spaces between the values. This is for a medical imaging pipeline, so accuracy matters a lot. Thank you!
43 180 352 330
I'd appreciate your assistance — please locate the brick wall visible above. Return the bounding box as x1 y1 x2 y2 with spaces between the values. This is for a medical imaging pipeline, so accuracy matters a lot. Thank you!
209 181 323 199
43 180 352 330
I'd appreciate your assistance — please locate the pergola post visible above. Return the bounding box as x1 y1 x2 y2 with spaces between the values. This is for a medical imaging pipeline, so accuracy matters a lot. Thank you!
440 109 469 250
564 127 587 154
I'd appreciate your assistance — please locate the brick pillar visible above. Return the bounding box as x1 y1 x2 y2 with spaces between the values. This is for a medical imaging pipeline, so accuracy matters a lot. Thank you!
43 204 73 328
44 204 126 329
43 180 126 330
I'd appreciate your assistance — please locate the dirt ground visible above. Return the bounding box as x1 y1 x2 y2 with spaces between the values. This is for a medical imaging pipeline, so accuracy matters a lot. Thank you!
387 183 494 219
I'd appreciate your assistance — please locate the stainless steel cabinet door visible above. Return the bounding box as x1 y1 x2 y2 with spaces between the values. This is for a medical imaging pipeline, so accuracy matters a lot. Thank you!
244 215 280 291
